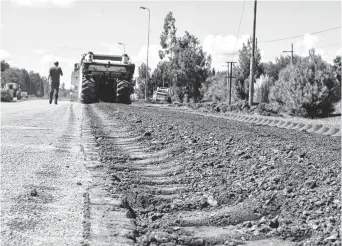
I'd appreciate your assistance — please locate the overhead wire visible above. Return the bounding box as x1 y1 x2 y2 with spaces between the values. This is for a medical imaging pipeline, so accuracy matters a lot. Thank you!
259 26 341 43
231 0 246 63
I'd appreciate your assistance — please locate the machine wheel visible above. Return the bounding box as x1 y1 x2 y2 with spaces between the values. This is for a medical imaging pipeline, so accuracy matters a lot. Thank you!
80 76 97 104
116 80 131 104
1 89 12 102
16 91 22 100
9 89 14 99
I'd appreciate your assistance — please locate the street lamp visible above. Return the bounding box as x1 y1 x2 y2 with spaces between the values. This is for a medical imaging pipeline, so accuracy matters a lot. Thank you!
140 6 150 100
118 42 125 54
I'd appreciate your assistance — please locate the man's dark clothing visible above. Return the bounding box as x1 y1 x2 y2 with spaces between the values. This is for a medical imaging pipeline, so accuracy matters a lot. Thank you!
50 84 59 104
49 66 63 85
49 65 62 104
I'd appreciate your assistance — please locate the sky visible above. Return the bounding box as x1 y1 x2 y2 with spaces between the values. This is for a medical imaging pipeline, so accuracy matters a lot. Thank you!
0 0 341 89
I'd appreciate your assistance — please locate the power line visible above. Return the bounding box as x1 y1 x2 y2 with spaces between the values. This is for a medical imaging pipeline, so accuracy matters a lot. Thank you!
232 0 246 62
259 26 341 43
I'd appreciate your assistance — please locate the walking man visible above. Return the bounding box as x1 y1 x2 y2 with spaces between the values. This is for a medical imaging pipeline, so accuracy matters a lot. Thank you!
48 61 63 104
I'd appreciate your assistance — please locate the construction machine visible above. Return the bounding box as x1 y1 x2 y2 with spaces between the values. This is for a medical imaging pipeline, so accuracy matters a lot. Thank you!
152 87 172 103
0 80 24 101
5 83 23 100
71 52 135 104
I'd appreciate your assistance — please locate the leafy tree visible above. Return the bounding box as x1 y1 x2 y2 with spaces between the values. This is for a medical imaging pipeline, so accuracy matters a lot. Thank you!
333 55 341 85
254 74 274 103
156 12 211 102
235 38 263 100
2 68 15 88
158 11 178 91
1 60 10 72
28 71 38 95
29 71 46 96
136 63 152 99
159 11 177 60
1 62 45 96
151 61 171 88
203 69 241 103
1 60 10 87
261 55 301 81
20 69 30 92
42 76 49 96
203 72 228 102
171 31 212 102
269 49 340 117
1 67 29 91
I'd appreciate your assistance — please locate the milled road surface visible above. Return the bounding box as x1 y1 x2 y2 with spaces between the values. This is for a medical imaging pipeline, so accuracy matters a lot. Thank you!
1 100 91 245
87 103 340 246
1 100 340 246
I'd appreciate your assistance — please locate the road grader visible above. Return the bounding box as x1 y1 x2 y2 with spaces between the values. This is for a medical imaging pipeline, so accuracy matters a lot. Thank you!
71 52 135 104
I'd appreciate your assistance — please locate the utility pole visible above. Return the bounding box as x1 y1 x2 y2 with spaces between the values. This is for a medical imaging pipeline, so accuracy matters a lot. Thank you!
29 76 31 95
248 0 257 106
283 43 294 66
140 6 150 100
226 62 237 105
226 63 229 92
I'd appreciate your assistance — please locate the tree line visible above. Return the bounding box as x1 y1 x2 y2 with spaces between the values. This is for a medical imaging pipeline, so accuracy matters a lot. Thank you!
1 60 70 98
136 12 341 118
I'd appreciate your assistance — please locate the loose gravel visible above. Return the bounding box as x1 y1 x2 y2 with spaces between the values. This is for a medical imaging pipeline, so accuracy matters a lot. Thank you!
86 102 340 246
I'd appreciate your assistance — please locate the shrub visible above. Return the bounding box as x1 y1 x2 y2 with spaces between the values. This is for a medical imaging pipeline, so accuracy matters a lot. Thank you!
269 51 341 118
171 85 185 103
255 102 282 116
254 74 274 103
203 74 241 103
204 76 227 102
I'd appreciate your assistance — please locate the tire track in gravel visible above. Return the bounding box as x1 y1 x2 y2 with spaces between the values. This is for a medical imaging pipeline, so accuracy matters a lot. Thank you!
90 104 298 246
79 105 136 245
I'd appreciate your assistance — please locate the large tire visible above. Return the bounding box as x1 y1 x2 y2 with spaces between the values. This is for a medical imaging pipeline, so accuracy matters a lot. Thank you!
116 80 132 104
16 90 22 100
80 76 97 104
117 86 130 94
1 89 12 102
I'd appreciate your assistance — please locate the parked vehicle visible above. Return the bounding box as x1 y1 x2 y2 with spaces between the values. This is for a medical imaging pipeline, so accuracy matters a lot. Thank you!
152 87 171 103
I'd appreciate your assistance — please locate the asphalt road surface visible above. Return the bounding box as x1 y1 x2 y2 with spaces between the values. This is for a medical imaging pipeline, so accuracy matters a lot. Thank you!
1 100 91 245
